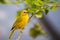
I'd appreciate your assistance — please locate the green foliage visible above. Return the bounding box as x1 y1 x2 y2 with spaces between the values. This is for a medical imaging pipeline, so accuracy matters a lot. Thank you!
51 5 57 11
4 0 12 4
0 0 12 4
35 12 43 18
50 3 60 11
15 0 60 19
29 23 46 38
24 0 60 18
14 0 20 4
0 0 5 4
0 0 21 4
45 9 49 15
54 0 58 2
0 0 60 18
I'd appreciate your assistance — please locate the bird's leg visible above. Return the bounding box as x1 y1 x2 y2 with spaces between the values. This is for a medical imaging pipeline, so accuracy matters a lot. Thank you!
16 29 23 40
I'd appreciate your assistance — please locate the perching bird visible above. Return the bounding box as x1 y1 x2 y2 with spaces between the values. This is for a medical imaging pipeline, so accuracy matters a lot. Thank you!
9 10 29 39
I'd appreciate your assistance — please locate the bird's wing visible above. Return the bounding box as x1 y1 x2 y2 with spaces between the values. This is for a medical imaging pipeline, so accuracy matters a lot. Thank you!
11 16 22 30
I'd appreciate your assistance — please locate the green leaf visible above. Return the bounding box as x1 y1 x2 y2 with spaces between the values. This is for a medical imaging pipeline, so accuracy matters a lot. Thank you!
26 0 34 5
29 28 39 38
35 12 43 18
0 0 6 4
47 1 55 4
54 0 58 2
38 0 44 4
28 6 37 13
51 4 57 11
29 23 46 38
21 0 25 2
4 0 12 4
15 0 20 4
40 6 46 12
33 1 40 6
45 9 49 15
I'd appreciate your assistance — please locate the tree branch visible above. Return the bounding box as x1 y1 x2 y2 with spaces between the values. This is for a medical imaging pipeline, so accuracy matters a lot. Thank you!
16 30 23 40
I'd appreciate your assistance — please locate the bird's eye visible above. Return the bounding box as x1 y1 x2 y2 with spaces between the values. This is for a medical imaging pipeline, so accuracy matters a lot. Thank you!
24 12 28 13
24 12 26 13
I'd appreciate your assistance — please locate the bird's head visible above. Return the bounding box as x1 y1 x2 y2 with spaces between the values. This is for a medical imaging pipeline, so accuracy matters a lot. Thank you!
21 10 28 16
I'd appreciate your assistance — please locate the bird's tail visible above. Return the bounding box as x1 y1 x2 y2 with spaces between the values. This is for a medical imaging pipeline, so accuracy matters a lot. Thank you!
9 29 15 39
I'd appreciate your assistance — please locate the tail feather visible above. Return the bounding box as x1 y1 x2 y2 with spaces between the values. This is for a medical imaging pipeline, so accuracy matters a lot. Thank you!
9 29 15 39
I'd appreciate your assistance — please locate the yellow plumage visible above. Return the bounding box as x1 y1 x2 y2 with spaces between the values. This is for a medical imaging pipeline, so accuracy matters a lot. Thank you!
9 10 29 39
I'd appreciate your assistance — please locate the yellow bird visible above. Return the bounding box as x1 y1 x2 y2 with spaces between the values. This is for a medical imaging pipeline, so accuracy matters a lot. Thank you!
9 10 29 39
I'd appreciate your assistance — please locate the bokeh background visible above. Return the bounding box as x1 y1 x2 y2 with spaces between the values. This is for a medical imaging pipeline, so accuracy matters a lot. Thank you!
0 3 60 40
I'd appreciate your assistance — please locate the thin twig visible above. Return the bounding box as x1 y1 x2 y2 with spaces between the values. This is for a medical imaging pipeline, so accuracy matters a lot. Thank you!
29 10 40 22
28 13 34 23
16 30 23 40
16 13 35 40
29 13 34 20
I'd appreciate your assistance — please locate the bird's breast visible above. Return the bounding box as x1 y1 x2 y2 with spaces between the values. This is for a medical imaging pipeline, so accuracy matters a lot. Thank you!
22 15 29 23
19 15 29 29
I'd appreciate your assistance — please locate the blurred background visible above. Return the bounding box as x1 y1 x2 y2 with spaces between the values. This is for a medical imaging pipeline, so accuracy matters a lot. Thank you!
0 3 60 40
